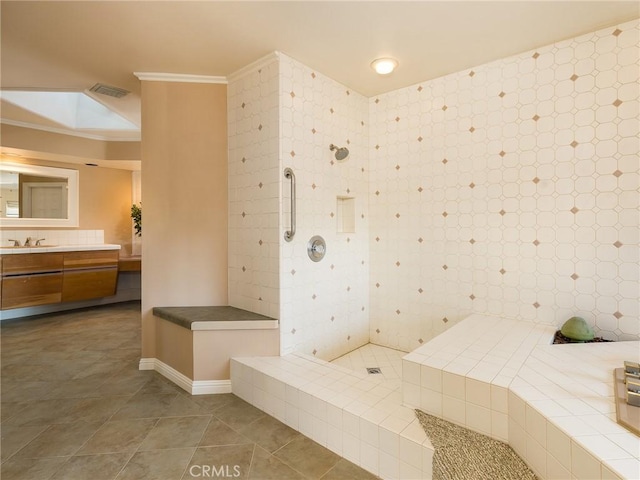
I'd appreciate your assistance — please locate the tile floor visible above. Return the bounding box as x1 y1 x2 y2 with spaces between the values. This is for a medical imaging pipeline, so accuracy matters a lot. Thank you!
1 301 379 480
330 344 405 389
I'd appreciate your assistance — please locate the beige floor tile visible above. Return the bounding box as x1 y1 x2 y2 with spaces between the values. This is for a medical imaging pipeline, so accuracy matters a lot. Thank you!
199 418 251 447
320 459 381 479
96 374 150 396
0 456 68 480
111 393 178 420
238 414 301 453
3 398 83 427
212 396 265 429
78 418 158 454
274 436 341 479
248 445 307 480
14 420 103 458
1 302 380 480
67 396 131 424
184 444 255 480
116 448 195 480
0 381 55 403
0 424 48 461
139 376 186 395
189 393 236 413
138 415 211 451
42 377 108 400
165 393 214 417
0 401 26 423
50 453 131 480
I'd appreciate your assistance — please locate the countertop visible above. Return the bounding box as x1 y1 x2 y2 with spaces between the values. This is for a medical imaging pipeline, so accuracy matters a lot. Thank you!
0 244 121 255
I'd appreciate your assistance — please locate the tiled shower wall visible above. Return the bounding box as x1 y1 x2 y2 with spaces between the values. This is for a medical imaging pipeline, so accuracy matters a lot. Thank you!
228 53 371 360
369 19 640 351
279 54 370 360
228 56 281 319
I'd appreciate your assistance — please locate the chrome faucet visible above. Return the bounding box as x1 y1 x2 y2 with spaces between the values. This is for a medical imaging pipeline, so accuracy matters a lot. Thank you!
8 239 21 247
24 237 34 247
35 238 46 246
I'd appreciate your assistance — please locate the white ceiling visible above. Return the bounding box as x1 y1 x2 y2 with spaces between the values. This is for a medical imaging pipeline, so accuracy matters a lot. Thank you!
1 1 638 144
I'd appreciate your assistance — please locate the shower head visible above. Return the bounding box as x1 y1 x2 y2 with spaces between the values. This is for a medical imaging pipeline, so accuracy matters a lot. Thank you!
330 144 350 161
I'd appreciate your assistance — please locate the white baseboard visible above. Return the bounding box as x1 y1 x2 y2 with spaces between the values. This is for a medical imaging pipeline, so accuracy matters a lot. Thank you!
138 357 232 395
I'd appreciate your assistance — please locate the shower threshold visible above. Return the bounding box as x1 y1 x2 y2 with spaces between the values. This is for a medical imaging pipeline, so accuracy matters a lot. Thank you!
231 350 434 479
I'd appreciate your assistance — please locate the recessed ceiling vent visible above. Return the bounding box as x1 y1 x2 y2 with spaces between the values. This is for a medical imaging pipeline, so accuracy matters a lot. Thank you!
89 83 129 98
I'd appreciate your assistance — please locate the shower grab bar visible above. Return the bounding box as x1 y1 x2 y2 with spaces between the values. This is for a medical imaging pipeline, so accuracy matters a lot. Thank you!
284 167 296 242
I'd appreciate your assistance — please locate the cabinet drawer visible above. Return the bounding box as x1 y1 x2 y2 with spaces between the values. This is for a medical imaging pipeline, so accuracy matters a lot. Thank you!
63 250 119 270
62 267 118 302
2 272 63 309
2 253 64 276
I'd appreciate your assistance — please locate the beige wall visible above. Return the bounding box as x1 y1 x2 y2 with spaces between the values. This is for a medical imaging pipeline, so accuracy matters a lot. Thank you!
0 157 133 254
156 318 194 378
79 164 133 253
140 81 228 359
193 329 280 380
1 124 140 161
155 318 280 381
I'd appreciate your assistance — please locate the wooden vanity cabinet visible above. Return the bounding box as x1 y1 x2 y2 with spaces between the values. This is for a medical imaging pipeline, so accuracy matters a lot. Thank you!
1 253 64 309
1 250 119 310
62 250 119 302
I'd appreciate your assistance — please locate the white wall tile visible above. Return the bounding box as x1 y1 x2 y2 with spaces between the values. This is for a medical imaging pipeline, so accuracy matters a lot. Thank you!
526 433 547 479
491 384 509 414
466 377 491 408
442 372 465 400
342 431 360 465
420 388 442 416
465 403 491 435
525 404 547 447
547 421 572 471
368 19 640 345
572 440 603 480
547 452 572 480
379 451 400 480
509 390 527 428
360 443 379 476
421 365 443 392
491 411 509 442
442 395 465 425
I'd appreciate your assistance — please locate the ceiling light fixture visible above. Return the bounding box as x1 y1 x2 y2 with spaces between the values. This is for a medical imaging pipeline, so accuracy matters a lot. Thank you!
371 58 398 75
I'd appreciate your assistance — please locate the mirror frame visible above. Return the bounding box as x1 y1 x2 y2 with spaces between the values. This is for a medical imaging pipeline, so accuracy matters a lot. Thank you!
0 162 79 227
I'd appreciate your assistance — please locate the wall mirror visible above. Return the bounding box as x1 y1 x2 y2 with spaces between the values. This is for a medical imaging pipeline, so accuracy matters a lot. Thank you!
0 162 79 227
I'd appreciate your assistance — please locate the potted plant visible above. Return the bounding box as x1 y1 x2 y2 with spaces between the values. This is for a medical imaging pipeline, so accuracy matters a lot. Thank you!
131 203 142 237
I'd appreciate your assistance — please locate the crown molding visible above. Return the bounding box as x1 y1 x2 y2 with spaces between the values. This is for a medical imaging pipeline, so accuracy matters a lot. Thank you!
133 72 228 84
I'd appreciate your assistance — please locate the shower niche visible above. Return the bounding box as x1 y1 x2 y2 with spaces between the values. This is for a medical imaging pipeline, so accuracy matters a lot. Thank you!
336 196 355 233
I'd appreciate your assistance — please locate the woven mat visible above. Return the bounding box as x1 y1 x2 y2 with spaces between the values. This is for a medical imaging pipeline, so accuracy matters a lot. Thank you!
415 410 538 480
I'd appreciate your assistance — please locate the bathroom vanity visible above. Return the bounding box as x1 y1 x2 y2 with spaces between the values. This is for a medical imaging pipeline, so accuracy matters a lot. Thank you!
0 245 120 310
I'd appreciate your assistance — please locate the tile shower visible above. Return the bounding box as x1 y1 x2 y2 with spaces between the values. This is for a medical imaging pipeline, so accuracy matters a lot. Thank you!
369 19 639 351
228 18 639 362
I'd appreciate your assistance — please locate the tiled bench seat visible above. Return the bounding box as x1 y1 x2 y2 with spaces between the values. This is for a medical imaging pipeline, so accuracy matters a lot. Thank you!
402 314 640 480
231 353 434 480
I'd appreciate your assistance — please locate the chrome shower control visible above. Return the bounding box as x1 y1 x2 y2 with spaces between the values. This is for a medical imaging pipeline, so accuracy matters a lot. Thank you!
307 235 326 262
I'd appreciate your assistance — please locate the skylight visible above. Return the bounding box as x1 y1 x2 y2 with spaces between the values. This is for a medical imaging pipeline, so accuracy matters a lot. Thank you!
1 90 138 131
